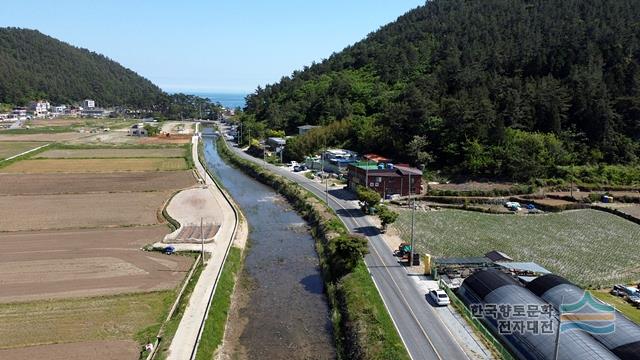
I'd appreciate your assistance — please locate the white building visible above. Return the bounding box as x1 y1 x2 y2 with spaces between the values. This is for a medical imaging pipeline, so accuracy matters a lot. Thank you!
12 107 28 121
81 108 107 118
29 101 50 118
83 99 95 109
51 105 67 116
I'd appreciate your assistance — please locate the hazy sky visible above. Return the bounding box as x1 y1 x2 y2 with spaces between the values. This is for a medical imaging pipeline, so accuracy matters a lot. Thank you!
2 1 424 93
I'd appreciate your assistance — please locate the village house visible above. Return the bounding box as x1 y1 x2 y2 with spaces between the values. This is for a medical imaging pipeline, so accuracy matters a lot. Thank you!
29 100 50 118
347 154 423 197
11 107 28 121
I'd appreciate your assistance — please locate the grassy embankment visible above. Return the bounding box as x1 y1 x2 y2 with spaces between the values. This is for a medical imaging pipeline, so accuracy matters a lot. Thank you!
591 291 640 326
147 257 203 360
215 135 409 360
194 247 243 360
394 208 640 288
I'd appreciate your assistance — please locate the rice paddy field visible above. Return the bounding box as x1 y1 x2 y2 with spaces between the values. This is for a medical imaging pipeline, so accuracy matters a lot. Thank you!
35 148 186 158
0 142 46 160
0 291 172 350
394 209 640 287
0 158 188 173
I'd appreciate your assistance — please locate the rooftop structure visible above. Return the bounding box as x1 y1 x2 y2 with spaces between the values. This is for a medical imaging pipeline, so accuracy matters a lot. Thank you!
485 250 514 262
363 153 392 163
297 124 319 135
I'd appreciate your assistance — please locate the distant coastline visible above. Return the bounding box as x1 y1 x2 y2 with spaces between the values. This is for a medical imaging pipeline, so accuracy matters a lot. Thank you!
183 91 247 109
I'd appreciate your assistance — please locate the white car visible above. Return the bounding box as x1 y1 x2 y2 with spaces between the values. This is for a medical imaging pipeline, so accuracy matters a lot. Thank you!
429 289 451 306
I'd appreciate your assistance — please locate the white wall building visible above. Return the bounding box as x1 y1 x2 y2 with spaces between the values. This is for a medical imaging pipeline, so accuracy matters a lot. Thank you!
29 101 50 118
12 108 28 121
83 99 95 109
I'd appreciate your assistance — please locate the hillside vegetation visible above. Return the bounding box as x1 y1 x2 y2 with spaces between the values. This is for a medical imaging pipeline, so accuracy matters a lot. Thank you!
243 0 640 182
0 27 163 108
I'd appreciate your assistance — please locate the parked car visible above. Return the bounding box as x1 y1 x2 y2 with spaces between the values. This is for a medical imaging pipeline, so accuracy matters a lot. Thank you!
293 165 301 172
611 284 626 297
429 289 451 306
627 295 640 307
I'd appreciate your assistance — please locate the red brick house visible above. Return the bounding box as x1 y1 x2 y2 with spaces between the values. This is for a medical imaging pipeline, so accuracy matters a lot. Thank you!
347 161 423 197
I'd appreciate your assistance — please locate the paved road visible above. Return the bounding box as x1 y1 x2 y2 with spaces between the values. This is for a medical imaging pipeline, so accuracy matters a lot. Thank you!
166 126 237 360
217 125 474 360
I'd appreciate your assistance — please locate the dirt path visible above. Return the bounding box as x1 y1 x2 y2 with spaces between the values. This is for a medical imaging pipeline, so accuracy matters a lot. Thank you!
166 126 240 360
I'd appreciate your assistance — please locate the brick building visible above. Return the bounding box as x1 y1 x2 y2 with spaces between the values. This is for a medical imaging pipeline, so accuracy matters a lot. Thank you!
347 160 423 198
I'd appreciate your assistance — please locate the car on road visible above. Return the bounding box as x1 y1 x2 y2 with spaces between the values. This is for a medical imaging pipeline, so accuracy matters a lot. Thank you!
429 289 451 306
293 165 301 172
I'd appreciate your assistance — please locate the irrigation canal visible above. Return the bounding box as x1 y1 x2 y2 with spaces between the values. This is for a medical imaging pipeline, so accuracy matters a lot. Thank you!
203 133 336 359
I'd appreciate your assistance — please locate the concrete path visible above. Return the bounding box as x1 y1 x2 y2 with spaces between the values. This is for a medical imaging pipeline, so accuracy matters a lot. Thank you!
166 124 237 360
163 186 224 243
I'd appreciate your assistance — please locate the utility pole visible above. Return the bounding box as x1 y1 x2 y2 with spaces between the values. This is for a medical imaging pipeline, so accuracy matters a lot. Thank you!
263 135 266 168
570 164 574 199
324 138 328 204
365 157 370 189
200 217 204 266
410 173 415 265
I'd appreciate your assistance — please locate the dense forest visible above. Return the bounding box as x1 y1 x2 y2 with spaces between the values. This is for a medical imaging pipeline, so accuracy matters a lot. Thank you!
0 28 164 108
242 0 640 182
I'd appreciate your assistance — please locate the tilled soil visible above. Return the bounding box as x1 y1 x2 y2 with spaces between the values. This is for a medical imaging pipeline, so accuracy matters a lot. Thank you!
0 171 196 195
0 340 139 360
0 191 173 231
0 226 192 302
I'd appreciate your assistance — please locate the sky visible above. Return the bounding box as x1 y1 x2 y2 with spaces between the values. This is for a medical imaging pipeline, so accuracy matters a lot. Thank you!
2 0 425 94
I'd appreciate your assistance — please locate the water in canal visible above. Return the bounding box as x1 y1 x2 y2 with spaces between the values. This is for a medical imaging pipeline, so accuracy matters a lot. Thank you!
203 135 336 359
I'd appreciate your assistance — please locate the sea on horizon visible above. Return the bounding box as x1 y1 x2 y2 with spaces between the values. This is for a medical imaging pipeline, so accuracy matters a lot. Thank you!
186 91 248 109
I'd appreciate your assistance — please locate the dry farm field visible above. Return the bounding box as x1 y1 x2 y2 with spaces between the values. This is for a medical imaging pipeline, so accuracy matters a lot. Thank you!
0 171 195 195
0 157 188 173
36 147 186 158
0 143 197 359
0 191 173 231
0 142 46 159
0 226 192 302
0 133 88 142
0 340 139 360
394 208 640 287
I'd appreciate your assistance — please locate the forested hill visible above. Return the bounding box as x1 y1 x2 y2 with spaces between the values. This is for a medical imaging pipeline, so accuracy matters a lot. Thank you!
0 28 164 107
244 0 640 181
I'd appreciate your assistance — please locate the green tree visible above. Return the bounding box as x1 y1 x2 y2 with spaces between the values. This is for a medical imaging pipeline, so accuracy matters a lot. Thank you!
357 186 381 213
143 124 159 136
377 205 399 231
329 234 369 276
